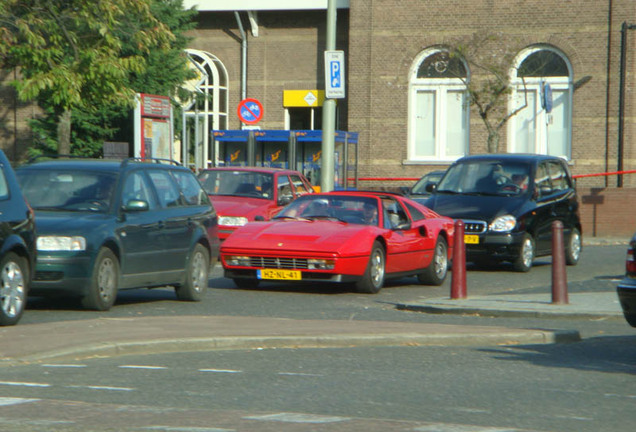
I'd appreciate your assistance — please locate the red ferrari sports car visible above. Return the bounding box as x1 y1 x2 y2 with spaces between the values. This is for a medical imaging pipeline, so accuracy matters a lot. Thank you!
221 191 455 293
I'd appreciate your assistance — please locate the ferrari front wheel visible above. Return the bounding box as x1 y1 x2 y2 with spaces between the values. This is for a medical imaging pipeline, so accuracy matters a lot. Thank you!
355 241 385 294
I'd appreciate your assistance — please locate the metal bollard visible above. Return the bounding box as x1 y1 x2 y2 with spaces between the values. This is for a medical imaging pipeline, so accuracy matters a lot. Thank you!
551 220 569 304
451 219 467 299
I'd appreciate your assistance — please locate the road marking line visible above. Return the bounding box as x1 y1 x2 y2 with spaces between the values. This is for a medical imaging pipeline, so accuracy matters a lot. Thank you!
0 397 40 406
67 385 134 391
119 365 168 370
199 369 241 373
0 381 50 388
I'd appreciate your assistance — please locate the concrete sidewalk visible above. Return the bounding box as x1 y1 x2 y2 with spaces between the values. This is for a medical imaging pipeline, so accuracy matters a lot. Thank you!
397 291 624 319
0 314 581 366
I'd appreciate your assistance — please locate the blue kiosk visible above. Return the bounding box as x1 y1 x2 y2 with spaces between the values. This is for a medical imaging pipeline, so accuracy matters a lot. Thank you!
209 129 358 190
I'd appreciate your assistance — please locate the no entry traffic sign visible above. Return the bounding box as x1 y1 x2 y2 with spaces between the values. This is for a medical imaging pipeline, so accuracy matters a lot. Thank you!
237 98 263 125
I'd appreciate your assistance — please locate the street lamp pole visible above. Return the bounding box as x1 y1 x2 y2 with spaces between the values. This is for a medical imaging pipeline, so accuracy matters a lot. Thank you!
320 0 337 192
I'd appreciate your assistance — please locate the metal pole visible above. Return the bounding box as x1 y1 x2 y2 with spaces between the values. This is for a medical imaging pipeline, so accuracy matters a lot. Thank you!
320 0 337 192
617 22 636 187
451 220 467 299
551 221 569 304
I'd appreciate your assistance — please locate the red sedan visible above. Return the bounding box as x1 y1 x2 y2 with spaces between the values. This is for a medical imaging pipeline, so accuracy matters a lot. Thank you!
221 191 454 293
198 167 314 240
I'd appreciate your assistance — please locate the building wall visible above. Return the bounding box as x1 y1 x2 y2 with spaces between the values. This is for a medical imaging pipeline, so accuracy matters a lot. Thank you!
347 0 635 189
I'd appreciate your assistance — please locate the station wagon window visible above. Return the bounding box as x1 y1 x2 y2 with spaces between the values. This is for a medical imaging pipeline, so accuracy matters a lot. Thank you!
122 171 157 209
147 170 182 208
172 171 209 206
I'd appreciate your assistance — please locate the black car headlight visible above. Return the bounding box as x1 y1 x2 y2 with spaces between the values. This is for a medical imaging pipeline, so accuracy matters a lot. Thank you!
489 215 516 233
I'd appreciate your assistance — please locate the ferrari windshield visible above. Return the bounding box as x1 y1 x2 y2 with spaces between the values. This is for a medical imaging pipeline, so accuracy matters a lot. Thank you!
275 195 380 226
198 170 273 199
436 161 531 196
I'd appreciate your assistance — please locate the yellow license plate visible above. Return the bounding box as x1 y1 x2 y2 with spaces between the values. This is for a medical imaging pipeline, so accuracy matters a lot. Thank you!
257 269 302 280
464 234 479 244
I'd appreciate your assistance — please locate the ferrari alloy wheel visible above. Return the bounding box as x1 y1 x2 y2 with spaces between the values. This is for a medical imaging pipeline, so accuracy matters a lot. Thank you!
176 243 210 301
82 248 119 311
356 241 385 294
565 228 582 266
418 236 448 285
0 252 28 326
513 233 535 272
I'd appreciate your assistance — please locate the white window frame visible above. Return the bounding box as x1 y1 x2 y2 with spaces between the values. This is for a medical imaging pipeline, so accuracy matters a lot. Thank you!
507 46 573 160
406 48 469 163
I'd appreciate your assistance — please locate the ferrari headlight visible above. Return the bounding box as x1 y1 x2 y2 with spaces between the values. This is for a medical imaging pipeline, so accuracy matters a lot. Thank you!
218 216 248 227
308 259 335 270
225 255 251 266
489 215 516 233
37 236 86 251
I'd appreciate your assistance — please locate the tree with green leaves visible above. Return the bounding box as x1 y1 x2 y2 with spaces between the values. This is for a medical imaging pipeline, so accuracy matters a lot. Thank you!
0 0 177 155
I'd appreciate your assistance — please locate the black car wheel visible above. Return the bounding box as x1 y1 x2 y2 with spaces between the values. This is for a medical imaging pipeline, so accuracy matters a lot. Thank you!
82 248 119 311
418 236 448 285
513 233 535 272
355 241 385 294
175 244 210 301
565 228 582 266
0 252 28 326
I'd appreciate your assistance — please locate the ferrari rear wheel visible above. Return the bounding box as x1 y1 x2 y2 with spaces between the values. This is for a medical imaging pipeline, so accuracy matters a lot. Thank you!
355 241 385 294
417 236 448 286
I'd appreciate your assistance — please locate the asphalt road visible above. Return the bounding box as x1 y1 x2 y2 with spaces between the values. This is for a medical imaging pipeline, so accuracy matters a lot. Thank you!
2 242 632 431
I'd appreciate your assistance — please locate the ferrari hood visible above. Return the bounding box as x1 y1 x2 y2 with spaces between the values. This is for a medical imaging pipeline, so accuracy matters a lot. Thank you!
221 220 374 255
424 193 527 222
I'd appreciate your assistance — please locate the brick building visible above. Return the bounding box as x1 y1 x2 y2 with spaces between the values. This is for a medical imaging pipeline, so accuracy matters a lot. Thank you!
1 0 635 236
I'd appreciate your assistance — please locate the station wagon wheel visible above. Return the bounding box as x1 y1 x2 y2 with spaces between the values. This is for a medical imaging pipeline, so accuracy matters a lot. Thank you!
565 228 582 266
355 241 385 294
82 248 119 311
0 252 28 326
176 243 210 301
513 233 535 272
417 236 448 286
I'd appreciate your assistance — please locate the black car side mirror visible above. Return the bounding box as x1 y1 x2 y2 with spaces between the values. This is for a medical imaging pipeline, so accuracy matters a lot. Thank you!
425 183 437 193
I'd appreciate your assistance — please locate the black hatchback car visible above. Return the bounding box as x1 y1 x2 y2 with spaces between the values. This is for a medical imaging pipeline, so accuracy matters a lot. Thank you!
0 149 35 325
16 157 219 311
617 233 636 327
422 153 582 272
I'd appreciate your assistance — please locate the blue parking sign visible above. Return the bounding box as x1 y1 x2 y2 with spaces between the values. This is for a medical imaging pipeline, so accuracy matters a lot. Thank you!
325 50 345 99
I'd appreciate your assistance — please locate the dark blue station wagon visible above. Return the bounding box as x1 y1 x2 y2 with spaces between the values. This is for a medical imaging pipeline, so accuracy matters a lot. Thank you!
16 158 220 311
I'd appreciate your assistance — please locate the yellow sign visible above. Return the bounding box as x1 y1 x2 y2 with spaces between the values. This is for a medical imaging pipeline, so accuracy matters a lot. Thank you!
283 90 325 107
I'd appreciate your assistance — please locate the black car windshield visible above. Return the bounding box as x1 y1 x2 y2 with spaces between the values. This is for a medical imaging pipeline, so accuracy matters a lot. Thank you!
17 169 116 212
198 170 273 199
436 161 531 196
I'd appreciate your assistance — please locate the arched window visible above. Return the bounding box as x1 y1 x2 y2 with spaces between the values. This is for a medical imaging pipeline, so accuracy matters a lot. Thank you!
407 48 469 162
508 46 572 159
180 49 229 169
